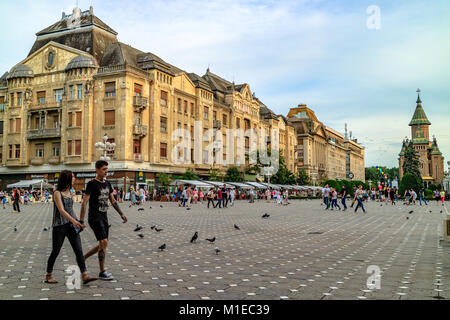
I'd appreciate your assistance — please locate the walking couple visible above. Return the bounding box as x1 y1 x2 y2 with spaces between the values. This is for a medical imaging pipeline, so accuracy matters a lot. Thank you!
45 160 128 285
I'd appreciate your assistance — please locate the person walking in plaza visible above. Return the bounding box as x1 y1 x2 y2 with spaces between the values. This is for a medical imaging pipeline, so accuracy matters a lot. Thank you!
206 188 215 209
186 186 193 207
214 188 223 208
419 188 428 206
80 160 128 280
341 185 348 211
404 189 411 205
138 187 145 205
434 189 441 206
322 184 331 210
354 185 366 213
181 187 188 207
223 186 229 208
45 170 97 285
390 187 396 205
12 187 20 213
440 189 446 206
410 189 417 205
330 188 341 211
230 188 236 207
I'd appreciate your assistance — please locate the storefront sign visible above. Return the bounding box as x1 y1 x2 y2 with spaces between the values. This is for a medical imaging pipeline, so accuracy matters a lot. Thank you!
136 171 146 183
76 172 115 178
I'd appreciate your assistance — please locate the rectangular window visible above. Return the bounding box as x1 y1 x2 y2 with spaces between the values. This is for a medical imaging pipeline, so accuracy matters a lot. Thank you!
69 85 74 100
37 91 46 104
133 139 141 154
223 114 227 126
9 145 13 158
203 150 209 163
160 143 167 158
0 121 3 134
75 140 81 155
134 83 143 96
77 84 83 99
67 140 73 156
104 110 115 126
75 111 82 127
0 146 2 162
54 89 63 102
52 143 60 157
203 106 209 120
36 144 44 158
53 115 59 128
213 111 217 121
68 112 73 127
10 93 15 106
105 82 116 97
15 144 20 159
9 119 14 133
15 118 21 133
184 100 188 113
177 98 182 112
0 96 4 111
236 118 240 129
190 102 194 115
160 91 168 106
17 92 23 106
160 117 167 132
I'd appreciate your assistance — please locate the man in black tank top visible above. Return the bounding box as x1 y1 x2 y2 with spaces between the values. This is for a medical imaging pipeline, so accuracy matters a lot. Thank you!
80 160 128 280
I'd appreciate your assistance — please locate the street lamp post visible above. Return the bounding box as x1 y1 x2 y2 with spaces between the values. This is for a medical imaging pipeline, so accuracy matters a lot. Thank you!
95 134 116 161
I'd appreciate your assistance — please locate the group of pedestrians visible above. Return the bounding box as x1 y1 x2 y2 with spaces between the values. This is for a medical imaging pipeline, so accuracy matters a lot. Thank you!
322 184 367 213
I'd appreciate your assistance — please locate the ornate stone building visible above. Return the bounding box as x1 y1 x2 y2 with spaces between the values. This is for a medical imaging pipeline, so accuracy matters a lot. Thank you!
287 105 365 183
0 6 298 190
399 91 444 187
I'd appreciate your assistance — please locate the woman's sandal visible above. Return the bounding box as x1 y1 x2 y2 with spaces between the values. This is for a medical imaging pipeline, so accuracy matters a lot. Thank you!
83 276 98 285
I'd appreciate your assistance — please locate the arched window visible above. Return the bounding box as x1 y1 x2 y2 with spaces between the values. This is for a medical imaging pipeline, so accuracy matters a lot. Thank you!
48 52 54 66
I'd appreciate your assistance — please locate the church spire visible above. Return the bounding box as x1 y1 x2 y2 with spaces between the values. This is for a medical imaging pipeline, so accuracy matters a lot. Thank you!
409 89 431 126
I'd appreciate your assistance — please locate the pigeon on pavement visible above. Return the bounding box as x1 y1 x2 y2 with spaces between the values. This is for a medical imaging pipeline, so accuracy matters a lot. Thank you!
158 244 166 251
262 213 270 219
155 228 163 232
214 247 221 255
14 226 17 232
134 225 143 232
234 224 240 230
138 234 144 239
205 237 216 243
190 232 198 243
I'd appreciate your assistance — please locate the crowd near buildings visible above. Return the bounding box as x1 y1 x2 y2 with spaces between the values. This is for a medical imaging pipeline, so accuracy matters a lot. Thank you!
0 6 365 192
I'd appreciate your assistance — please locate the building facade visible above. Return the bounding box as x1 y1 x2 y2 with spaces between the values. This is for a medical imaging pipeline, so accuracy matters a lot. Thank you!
399 91 445 187
287 105 365 183
0 6 361 190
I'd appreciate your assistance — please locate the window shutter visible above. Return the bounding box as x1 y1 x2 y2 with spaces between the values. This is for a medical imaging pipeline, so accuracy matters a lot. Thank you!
104 110 115 126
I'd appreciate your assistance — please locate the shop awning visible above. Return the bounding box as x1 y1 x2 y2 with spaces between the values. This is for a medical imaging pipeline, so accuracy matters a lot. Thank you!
245 182 269 189
203 181 235 189
227 182 253 189
260 183 281 189
174 180 214 188
7 179 55 189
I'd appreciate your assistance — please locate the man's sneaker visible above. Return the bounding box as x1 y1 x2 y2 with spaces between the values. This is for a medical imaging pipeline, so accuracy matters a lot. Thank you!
99 271 114 281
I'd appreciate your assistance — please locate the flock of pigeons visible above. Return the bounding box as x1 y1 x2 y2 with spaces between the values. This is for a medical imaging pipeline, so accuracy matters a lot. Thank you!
130 207 272 256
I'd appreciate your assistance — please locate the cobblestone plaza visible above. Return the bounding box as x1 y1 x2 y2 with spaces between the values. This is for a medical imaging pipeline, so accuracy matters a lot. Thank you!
0 200 448 300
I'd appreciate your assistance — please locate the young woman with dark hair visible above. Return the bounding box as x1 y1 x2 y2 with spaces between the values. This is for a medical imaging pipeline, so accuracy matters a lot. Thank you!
45 170 97 285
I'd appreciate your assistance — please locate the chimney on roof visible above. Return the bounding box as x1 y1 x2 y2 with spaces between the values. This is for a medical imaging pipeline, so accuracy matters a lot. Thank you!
90 6 94 14
73 6 81 20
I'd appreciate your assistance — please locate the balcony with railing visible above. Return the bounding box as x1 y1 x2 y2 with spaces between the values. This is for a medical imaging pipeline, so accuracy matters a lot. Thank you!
27 127 61 140
133 124 148 137
134 153 144 163
133 96 148 111
213 120 222 130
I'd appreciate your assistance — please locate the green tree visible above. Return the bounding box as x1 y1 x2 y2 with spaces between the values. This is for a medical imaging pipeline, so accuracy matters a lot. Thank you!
399 173 422 195
296 169 310 185
270 153 296 185
402 140 423 188
157 173 171 187
208 168 224 181
225 166 243 182
181 168 198 180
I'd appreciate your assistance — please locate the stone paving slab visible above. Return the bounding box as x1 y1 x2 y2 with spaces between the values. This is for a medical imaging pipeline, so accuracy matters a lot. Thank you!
0 200 449 300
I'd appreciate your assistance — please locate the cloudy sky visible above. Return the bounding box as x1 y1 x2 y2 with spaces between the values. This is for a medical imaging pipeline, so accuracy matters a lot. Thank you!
1 0 449 168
